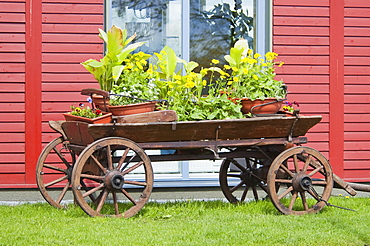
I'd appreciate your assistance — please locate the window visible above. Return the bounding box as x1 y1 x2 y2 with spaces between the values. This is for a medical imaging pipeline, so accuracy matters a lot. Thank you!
105 0 271 186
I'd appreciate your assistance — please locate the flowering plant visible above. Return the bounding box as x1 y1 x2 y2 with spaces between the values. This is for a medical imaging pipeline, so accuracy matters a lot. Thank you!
211 39 286 101
282 101 299 113
69 103 103 119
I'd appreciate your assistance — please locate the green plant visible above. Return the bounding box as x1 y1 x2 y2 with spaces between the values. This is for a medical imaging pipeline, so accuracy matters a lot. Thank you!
214 39 287 101
81 25 145 92
110 51 159 105
68 103 103 119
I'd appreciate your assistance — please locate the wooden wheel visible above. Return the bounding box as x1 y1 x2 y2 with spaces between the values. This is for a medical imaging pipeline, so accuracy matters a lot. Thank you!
267 146 333 215
36 137 75 208
219 158 269 203
71 137 153 218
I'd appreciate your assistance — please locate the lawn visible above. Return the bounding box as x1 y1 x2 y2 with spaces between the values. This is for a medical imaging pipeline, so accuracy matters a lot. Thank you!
0 197 369 246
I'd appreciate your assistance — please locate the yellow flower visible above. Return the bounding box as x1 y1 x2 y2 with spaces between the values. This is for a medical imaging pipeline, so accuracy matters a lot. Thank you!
278 62 285 67
243 68 248 75
224 64 231 70
262 63 267 66
231 67 238 72
74 107 81 113
227 80 233 85
233 77 239 82
253 75 259 80
254 53 261 59
185 81 196 88
136 61 143 70
202 80 207 86
138 51 145 57
174 75 182 80
211 59 220 64
265 52 278 61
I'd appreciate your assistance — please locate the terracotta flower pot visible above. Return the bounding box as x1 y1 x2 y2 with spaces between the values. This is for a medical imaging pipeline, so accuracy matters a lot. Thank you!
241 98 283 115
107 101 156 116
63 112 112 124
92 95 110 112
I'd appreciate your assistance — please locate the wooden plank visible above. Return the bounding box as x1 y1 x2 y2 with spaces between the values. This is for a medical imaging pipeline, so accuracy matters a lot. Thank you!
42 3 103 14
0 164 25 173
344 0 370 7
274 26 329 36
274 36 329 45
42 14 103 24
344 142 370 150
0 93 24 102
42 91 92 102
285 84 329 93
343 170 370 182
274 0 329 6
278 55 329 65
274 16 329 26
345 47 370 56
345 75 370 84
345 150 370 159
42 73 97 82
0 83 24 92
344 37 370 46
0 43 25 52
0 174 25 184
116 110 178 123
277 65 329 75
344 113 370 122
42 33 102 43
0 63 25 73
42 82 98 92
345 95 370 103
344 66 370 75
277 75 329 83
0 23 25 32
0 13 25 22
345 17 370 27
42 53 102 63
344 160 370 169
0 133 24 142
0 73 24 82
0 2 25 12
0 53 24 62
42 23 103 33
344 27 370 37
0 143 25 152
274 6 329 17
42 43 102 53
344 84 370 93
345 8 370 17
0 154 24 163
345 132 370 141
344 105 370 113
87 116 322 143
44 0 102 3
42 64 86 73
274 45 329 55
0 112 24 121
0 123 24 132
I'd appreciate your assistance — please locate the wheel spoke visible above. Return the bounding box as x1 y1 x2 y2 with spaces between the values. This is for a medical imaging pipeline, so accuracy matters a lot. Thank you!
124 180 147 187
96 189 109 213
80 173 104 181
258 183 268 193
43 164 67 173
300 192 309 210
240 185 250 201
122 161 144 175
56 181 70 204
293 154 300 173
308 166 323 177
116 148 130 171
275 179 293 184
230 181 244 193
112 192 119 215
312 180 327 185
106 144 113 170
302 154 312 172
279 165 295 178
82 183 105 198
278 186 294 200
252 186 259 200
231 160 247 172
120 189 137 205
45 175 68 187
53 147 72 168
289 191 298 210
90 155 107 174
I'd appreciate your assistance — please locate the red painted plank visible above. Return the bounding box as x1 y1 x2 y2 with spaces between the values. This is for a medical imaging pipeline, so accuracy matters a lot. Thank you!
42 23 103 33
345 8 370 17
42 43 102 53
344 161 370 169
344 142 370 151
345 47 370 56
278 65 329 74
0 73 24 82
0 94 24 102
0 143 24 152
344 37 370 46
274 16 329 26
42 82 98 91
0 23 25 32
344 66 370 75
344 113 370 122
0 63 25 73
274 45 329 55
274 6 329 17
344 150 370 159
285 84 329 93
274 0 329 6
0 13 25 22
274 36 329 45
274 26 329 36
0 44 25 53
0 2 25 12
344 84 370 93
0 164 24 173
344 0 370 7
0 154 25 163
276 75 329 83
345 132 370 142
42 33 102 43
0 133 24 142
42 73 96 82
345 95 370 103
0 83 24 92
42 91 90 102
0 112 24 121
344 105 370 114
42 14 103 24
343 170 370 182
42 53 102 63
344 27 370 37
42 3 103 14
345 17 370 27
344 75 370 84
44 0 102 3
0 174 25 184
345 123 370 131
0 53 24 62
278 55 329 65
42 64 86 73
0 123 24 132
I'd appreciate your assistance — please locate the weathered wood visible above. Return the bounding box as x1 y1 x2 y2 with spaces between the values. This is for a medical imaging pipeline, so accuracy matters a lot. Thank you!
115 110 178 123
346 182 370 192
48 121 67 140
88 115 322 143
61 121 94 146
80 88 109 98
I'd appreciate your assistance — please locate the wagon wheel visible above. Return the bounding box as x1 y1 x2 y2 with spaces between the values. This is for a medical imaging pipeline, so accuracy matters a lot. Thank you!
36 137 75 208
267 146 333 215
71 137 153 218
219 157 270 203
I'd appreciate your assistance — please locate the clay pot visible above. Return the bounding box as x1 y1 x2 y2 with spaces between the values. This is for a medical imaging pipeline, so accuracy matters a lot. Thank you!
92 95 110 112
63 112 112 124
240 98 283 114
107 101 156 116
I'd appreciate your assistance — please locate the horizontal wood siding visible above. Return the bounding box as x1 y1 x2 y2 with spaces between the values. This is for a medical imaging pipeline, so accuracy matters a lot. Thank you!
0 0 26 184
343 0 370 182
273 0 330 155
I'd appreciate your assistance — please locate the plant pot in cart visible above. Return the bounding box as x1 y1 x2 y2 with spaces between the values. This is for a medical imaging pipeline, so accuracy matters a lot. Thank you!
240 98 283 115
63 112 112 124
92 95 110 112
107 101 156 116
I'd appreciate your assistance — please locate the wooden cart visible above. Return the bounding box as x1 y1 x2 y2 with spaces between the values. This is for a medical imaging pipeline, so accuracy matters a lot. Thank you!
36 112 367 217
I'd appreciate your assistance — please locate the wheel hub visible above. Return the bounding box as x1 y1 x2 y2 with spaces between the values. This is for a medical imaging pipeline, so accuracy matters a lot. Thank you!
292 173 312 192
105 171 125 190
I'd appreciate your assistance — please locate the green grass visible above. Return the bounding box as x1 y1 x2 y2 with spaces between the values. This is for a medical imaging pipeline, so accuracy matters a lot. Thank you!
0 197 369 246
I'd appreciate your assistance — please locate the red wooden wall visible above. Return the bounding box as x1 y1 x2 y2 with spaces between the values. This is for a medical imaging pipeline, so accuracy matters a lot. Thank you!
0 0 369 187
274 0 370 182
